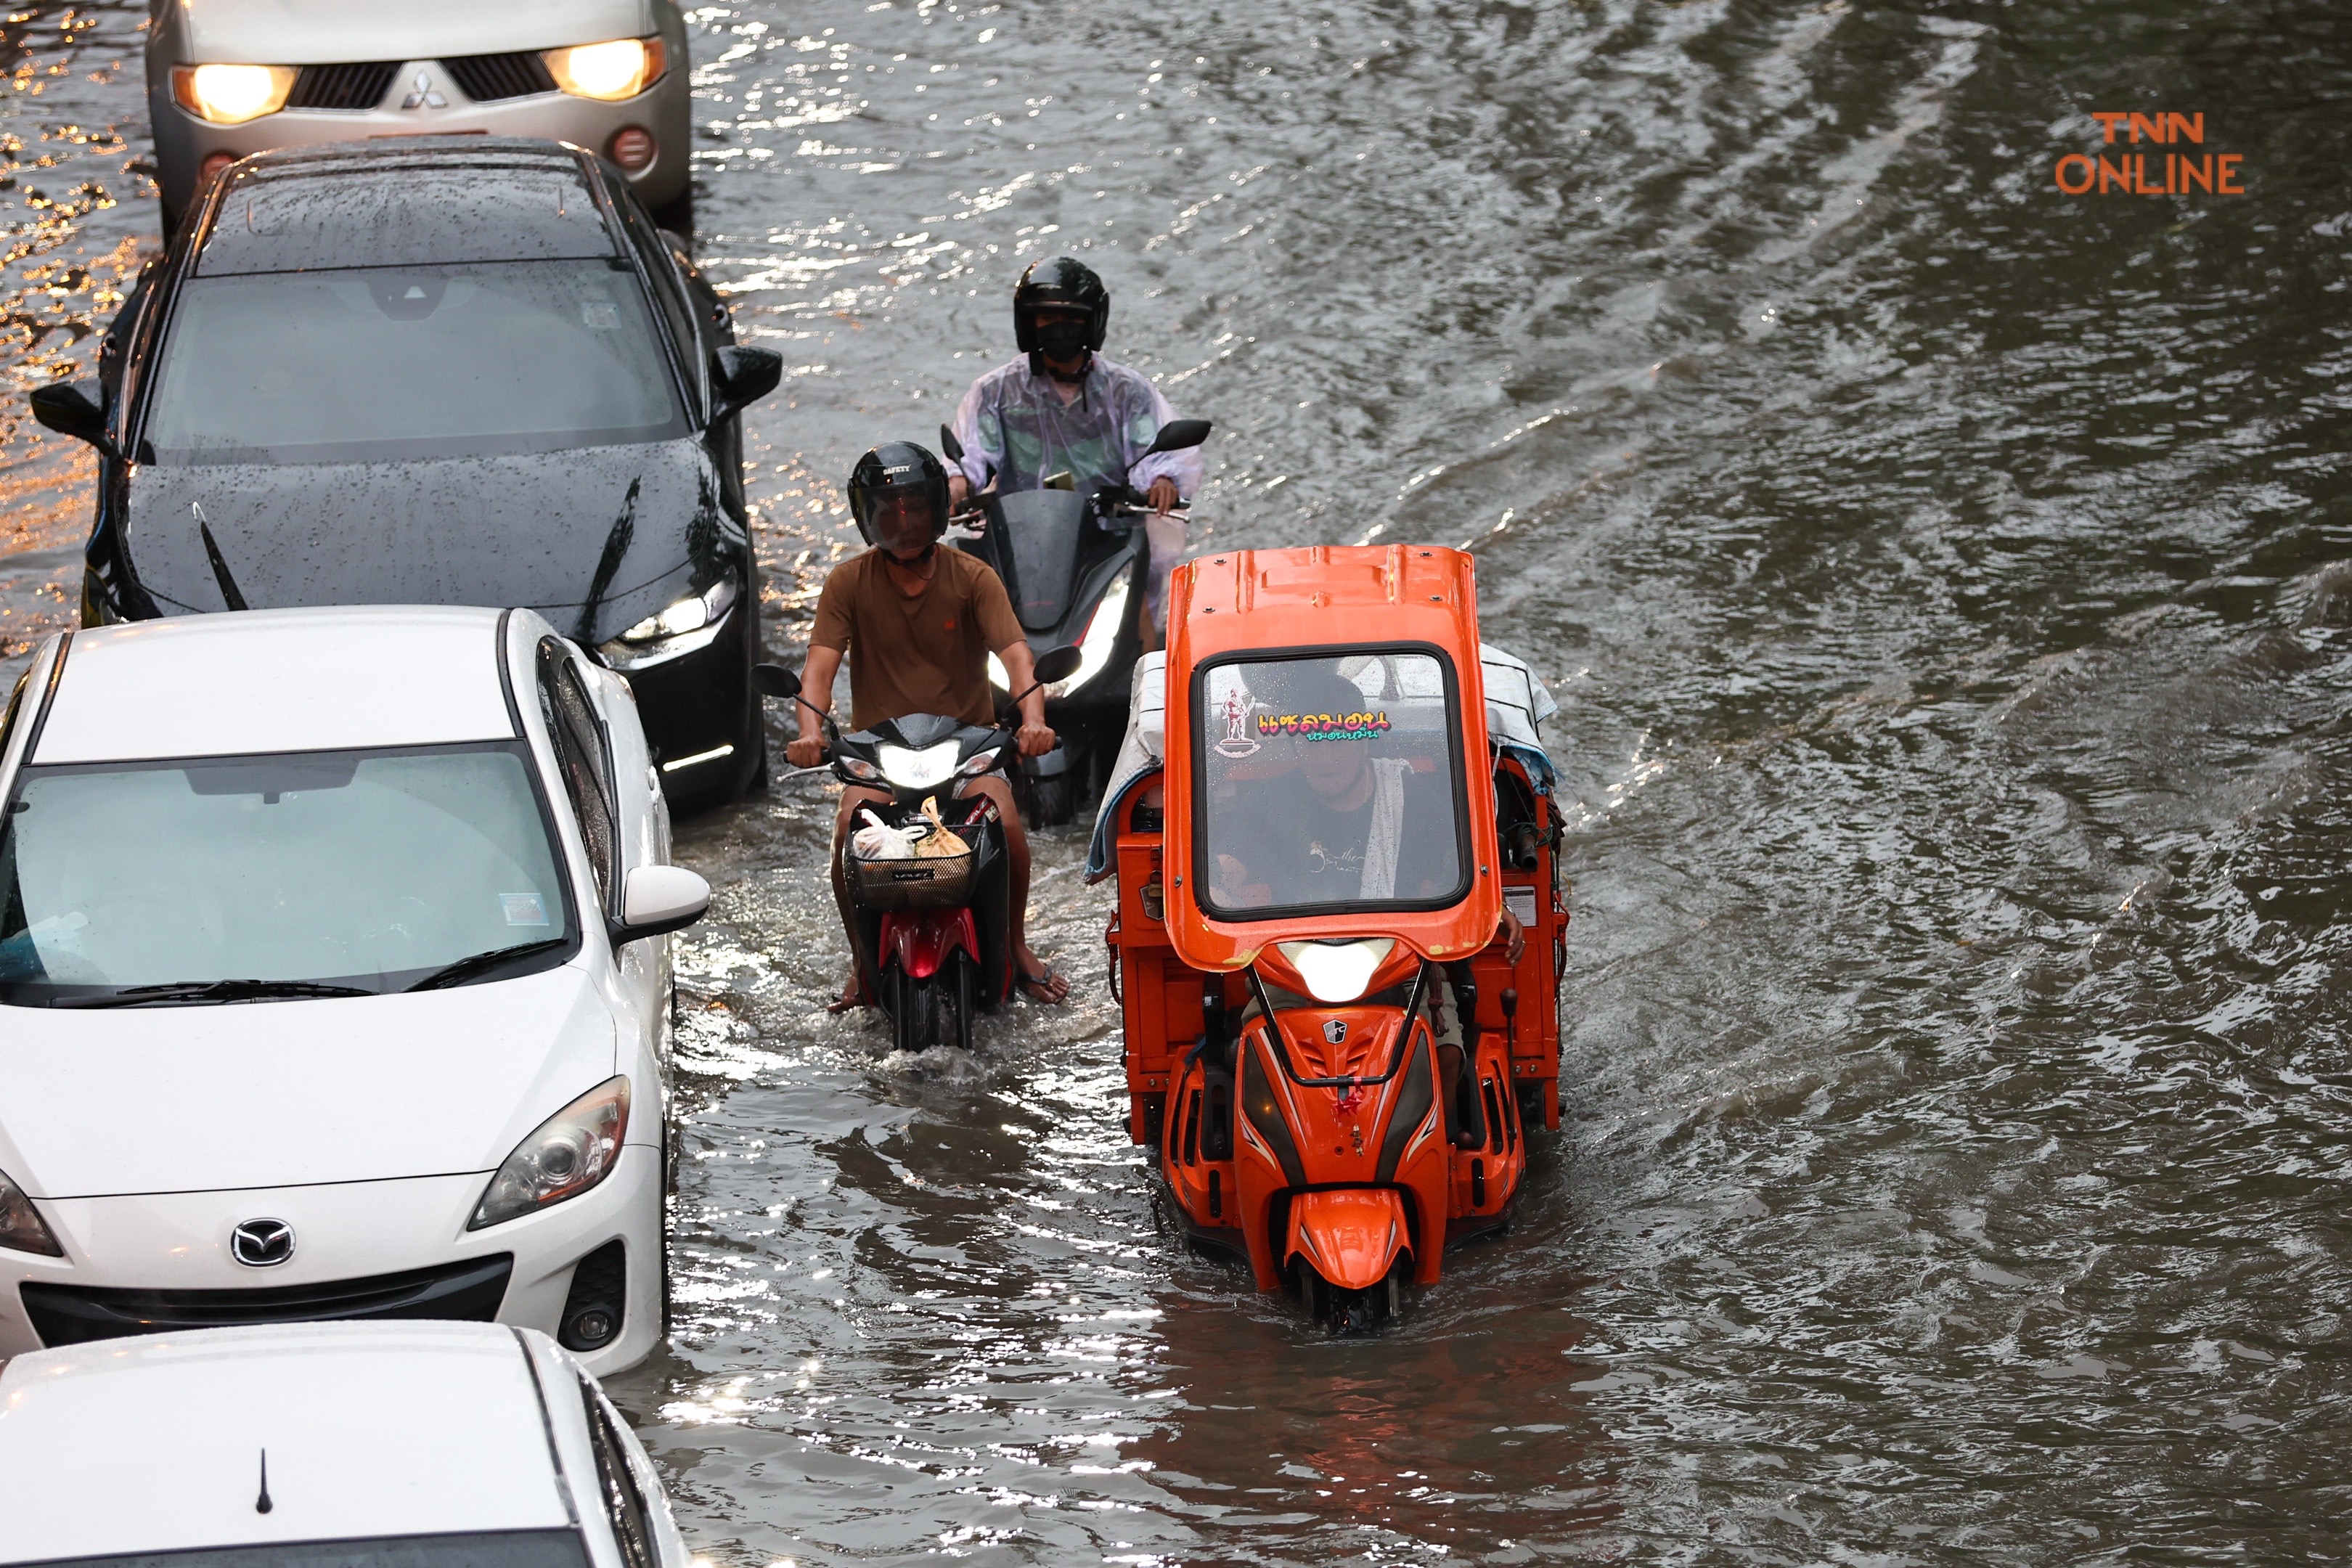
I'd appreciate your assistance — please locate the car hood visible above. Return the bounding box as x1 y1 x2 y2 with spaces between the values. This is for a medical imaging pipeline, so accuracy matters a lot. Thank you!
177 0 656 66
122 441 739 646
0 965 621 1199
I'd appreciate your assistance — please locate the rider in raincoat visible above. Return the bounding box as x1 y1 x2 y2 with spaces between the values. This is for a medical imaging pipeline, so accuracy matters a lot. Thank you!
947 256 1203 640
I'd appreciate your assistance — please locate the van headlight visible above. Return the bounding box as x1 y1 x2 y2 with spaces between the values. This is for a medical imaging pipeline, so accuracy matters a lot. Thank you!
875 740 961 791
544 38 666 101
171 63 296 125
1277 938 1397 1004
601 576 737 669
470 1077 629 1230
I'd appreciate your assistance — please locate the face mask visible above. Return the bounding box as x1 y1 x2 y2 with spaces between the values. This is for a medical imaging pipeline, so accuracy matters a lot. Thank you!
1036 318 1090 362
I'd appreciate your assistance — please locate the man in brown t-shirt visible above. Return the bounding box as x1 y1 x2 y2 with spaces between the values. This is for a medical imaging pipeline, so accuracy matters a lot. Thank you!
789 441 1069 1004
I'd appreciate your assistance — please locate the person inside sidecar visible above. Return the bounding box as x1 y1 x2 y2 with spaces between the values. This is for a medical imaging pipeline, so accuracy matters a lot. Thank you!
1199 655 1524 960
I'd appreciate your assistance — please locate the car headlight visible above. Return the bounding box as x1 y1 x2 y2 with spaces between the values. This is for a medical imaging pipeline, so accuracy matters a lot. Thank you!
600 577 737 670
875 740 962 791
469 1077 629 1231
1277 938 1397 1004
544 37 666 101
0 1166 62 1257
171 63 297 125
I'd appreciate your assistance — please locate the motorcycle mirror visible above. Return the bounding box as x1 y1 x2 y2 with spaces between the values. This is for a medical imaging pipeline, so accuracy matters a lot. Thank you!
939 422 965 463
750 663 801 701
1007 644 1085 709
1143 418 1212 456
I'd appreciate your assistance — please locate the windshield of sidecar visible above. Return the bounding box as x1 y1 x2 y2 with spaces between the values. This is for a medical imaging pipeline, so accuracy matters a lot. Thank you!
1194 648 1471 919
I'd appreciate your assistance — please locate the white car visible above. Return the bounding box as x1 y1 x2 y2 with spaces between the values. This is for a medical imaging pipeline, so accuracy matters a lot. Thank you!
0 1320 689 1567
145 0 695 232
0 605 707 1374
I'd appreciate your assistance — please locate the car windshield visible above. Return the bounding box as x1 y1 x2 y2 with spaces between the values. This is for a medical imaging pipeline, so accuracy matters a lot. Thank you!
140 260 685 465
1196 650 1470 918
0 743 573 1005
33 1528 592 1568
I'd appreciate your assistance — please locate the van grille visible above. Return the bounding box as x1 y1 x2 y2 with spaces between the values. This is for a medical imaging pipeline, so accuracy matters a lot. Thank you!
286 61 401 112
20 1254 513 1347
441 51 558 103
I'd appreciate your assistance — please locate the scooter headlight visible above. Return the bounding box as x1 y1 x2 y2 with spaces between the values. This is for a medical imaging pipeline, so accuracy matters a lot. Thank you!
470 1077 629 1230
875 740 962 791
1277 938 1397 1004
1055 564 1130 698
600 577 738 670
171 63 296 125
0 1166 62 1257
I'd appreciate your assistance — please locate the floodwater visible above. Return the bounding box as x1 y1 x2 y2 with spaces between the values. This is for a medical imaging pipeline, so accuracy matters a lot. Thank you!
4 0 2351 1560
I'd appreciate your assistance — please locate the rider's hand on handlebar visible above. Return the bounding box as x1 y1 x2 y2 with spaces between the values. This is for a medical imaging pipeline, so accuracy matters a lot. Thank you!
785 734 829 769
1146 476 1180 517
1016 719 1056 759
949 472 971 510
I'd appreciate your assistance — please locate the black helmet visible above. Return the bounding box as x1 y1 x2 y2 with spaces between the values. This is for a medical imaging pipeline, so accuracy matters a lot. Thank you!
1013 256 1109 354
846 442 950 555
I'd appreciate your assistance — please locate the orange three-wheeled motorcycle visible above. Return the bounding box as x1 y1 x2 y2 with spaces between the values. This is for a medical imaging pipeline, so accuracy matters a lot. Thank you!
1086 544 1567 1331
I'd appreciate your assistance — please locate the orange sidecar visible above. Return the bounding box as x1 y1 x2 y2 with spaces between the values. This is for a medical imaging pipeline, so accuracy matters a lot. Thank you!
1085 544 1569 1330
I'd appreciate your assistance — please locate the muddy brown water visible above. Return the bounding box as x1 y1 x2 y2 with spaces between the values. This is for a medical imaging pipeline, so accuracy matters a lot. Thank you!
4 1 2351 1561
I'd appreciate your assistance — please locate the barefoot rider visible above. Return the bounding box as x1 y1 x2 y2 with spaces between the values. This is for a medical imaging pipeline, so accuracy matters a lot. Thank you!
791 442 1072 1005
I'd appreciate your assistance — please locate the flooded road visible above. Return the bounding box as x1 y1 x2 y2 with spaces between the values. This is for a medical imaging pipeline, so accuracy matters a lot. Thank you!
6 0 2352 1560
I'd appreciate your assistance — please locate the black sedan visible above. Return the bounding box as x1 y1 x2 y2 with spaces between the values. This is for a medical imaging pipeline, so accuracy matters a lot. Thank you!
29 136 781 812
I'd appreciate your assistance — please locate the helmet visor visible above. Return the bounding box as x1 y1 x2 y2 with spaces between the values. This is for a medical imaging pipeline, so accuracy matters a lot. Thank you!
867 491 942 555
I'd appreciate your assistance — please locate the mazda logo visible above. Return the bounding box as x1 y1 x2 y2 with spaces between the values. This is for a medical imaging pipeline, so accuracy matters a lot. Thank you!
230 1219 295 1268
1323 1019 1348 1045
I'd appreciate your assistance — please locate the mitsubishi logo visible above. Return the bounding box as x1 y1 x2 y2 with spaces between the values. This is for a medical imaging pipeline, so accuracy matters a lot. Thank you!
1323 1018 1348 1045
230 1218 295 1268
402 72 447 110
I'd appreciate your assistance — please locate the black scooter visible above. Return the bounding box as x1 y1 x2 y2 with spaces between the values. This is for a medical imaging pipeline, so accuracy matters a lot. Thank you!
754 646 1079 1052
941 417 1212 825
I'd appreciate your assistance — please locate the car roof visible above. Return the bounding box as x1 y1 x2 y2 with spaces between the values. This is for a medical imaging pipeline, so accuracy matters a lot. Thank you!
192 138 622 277
0 1322 576 1562
30 606 517 765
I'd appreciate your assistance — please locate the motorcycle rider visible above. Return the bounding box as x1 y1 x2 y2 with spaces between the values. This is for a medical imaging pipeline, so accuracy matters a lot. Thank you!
946 256 1203 642
788 442 1071 1005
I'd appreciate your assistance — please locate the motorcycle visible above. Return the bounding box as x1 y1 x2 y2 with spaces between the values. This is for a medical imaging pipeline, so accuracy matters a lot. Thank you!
1089 544 1568 1333
940 417 1212 827
754 644 1080 1052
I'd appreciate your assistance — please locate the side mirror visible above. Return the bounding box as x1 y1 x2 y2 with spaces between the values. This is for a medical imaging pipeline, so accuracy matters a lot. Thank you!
1032 643 1084 685
29 380 113 455
711 345 783 418
1144 418 1212 456
750 662 801 701
611 863 711 944
938 422 965 463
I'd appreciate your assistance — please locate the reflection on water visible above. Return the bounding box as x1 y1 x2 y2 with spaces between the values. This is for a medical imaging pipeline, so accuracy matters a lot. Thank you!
2 0 2351 1560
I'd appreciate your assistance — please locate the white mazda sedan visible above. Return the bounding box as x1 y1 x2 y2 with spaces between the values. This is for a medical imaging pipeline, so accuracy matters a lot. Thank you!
0 606 708 1374
145 0 695 232
0 1321 689 1567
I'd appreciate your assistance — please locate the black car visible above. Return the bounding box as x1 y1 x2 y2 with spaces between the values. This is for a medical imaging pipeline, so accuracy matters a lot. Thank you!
28 136 782 812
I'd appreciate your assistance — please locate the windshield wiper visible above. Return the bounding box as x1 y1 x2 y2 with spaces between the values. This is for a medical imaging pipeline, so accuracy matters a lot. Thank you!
407 938 570 992
51 977 376 1009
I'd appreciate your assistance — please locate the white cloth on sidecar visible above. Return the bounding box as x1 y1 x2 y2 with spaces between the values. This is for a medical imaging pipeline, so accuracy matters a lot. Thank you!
1479 643 1561 793
1085 651 1167 884
1082 643 1561 884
